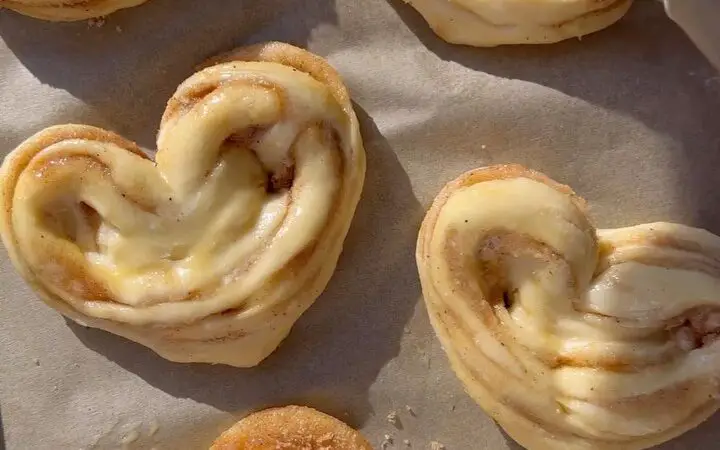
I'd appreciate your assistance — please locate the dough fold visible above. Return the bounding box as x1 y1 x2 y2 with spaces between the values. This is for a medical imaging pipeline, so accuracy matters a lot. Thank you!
0 42 366 367
416 164 720 449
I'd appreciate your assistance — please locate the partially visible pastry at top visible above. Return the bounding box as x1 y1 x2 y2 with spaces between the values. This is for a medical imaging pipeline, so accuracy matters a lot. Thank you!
0 0 149 21
402 0 633 46
210 406 373 450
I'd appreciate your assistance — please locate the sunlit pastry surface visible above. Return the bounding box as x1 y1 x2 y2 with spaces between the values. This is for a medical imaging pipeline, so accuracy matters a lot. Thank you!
0 42 366 367
403 0 633 46
417 164 720 449
0 0 150 21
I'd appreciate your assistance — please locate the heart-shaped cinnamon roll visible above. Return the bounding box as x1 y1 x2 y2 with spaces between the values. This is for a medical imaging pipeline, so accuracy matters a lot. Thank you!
0 42 365 367
402 0 633 47
417 165 720 449
0 0 149 21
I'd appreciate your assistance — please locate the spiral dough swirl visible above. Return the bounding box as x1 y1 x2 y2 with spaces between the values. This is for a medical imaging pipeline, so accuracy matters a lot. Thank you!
416 165 720 450
0 42 365 367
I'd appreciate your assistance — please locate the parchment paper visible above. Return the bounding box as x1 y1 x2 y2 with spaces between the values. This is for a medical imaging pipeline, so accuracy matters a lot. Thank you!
1 1 720 449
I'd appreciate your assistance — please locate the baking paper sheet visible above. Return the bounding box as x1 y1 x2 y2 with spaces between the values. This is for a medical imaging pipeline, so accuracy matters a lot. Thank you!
1 1 719 448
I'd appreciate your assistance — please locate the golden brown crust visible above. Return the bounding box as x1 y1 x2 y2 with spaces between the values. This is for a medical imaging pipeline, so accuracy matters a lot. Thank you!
210 406 373 450
0 0 150 21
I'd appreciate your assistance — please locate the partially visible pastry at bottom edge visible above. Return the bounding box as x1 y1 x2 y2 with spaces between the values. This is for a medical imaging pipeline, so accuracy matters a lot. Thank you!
403 0 633 46
210 406 373 450
0 0 149 21
417 164 720 450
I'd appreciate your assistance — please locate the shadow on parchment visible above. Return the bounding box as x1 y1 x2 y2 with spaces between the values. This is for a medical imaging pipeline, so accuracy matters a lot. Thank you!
387 0 720 233
0 0 340 148
66 104 424 427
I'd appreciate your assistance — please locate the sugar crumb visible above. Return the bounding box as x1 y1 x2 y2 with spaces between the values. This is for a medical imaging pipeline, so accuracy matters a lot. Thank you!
148 419 159 436
430 441 445 450
121 429 139 444
87 17 106 28
387 410 399 426
381 434 394 449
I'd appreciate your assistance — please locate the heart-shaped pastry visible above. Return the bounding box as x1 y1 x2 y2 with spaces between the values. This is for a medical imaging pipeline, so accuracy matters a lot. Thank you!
402 0 633 47
0 42 365 367
0 0 149 21
210 405 372 450
416 165 720 449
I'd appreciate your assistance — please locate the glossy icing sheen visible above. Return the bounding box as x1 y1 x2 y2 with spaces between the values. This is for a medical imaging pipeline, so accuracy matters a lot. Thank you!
0 42 366 367
416 165 720 450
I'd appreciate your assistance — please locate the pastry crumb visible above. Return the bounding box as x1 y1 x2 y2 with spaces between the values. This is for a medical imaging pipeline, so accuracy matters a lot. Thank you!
87 17 106 27
121 429 139 444
430 441 445 450
381 434 394 449
405 405 415 416
33 358 40 366
116 25 123 33
404 439 411 447
387 410 399 426
148 419 159 436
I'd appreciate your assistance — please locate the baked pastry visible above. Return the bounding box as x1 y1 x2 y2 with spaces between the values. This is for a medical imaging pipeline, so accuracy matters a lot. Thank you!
210 406 373 449
403 0 633 46
0 42 365 367
0 0 149 21
416 164 720 450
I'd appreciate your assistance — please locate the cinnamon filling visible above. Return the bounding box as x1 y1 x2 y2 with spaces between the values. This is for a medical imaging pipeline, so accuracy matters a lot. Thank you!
669 307 720 351
267 163 295 193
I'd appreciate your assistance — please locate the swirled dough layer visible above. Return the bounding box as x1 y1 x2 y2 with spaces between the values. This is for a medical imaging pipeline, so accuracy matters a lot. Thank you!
403 0 633 46
416 165 720 449
210 406 373 450
0 42 366 367
0 0 149 21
